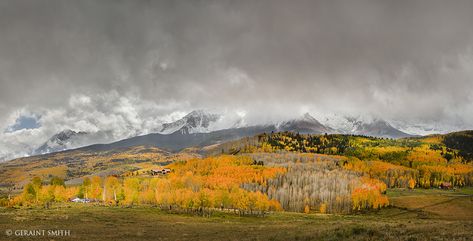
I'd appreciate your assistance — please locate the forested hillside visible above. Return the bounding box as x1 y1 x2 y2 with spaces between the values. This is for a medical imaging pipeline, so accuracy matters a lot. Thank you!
2 154 388 215
213 131 473 189
443 131 473 161
242 153 388 213
0 146 198 189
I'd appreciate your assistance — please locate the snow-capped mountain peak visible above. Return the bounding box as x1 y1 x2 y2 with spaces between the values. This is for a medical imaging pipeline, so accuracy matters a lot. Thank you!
34 129 88 155
276 113 334 134
159 110 220 135
319 113 414 138
302 112 318 122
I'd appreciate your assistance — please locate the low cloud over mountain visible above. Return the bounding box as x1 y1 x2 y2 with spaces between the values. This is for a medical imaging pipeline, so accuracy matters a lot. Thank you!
1 1 473 160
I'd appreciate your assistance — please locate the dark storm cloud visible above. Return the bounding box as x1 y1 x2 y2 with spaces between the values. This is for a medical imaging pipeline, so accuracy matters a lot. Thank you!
1 0 473 129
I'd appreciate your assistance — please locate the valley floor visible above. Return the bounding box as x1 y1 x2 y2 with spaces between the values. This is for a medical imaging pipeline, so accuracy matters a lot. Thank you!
0 188 472 241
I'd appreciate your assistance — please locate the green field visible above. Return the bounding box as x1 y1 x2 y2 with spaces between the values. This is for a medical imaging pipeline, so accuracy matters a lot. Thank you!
1 188 472 241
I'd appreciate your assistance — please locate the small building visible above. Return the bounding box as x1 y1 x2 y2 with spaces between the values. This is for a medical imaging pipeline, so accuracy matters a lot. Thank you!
440 182 452 190
71 198 91 203
150 168 172 176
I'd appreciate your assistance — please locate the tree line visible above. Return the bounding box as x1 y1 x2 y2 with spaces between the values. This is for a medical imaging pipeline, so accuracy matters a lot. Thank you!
243 153 389 214
223 132 473 189
4 156 284 216
3 154 391 215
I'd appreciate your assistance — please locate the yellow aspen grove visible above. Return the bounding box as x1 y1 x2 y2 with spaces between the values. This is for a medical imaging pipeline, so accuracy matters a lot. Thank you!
104 176 120 203
90 176 103 200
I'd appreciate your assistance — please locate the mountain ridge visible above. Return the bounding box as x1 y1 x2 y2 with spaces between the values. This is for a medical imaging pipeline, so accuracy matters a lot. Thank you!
34 112 412 158
33 129 88 155
276 113 335 134
3 110 417 161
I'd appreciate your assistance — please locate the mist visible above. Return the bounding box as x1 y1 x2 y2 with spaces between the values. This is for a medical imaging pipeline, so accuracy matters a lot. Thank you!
1 0 473 160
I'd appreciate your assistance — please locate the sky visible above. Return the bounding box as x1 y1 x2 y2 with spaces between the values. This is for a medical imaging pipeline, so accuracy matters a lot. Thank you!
1 0 473 160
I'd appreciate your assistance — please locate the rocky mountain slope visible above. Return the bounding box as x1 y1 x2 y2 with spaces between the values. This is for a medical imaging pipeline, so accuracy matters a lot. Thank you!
320 114 414 138
159 110 220 134
33 129 89 155
277 113 335 134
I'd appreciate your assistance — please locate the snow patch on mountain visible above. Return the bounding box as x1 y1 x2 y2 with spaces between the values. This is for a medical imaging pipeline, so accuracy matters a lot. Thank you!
159 110 221 134
317 113 413 138
390 120 458 136
34 129 89 155
276 113 334 134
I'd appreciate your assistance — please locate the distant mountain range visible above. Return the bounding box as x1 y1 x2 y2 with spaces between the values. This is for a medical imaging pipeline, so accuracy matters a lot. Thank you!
17 110 417 159
156 110 414 138
28 111 414 157
77 125 275 153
